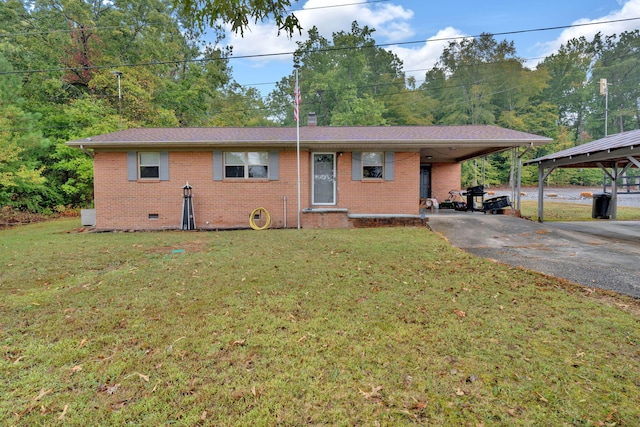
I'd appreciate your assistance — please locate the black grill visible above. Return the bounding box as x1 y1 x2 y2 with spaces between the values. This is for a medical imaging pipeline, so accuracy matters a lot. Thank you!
464 185 485 212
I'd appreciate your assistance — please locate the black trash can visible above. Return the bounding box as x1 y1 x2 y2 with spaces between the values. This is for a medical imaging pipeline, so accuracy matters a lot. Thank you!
592 193 611 219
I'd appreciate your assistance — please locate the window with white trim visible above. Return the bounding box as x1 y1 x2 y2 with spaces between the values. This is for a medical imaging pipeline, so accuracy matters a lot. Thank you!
224 152 269 178
362 152 384 179
139 152 160 179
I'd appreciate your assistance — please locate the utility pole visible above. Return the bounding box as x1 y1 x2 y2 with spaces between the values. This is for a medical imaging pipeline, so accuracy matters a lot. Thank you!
600 78 608 136
112 71 123 130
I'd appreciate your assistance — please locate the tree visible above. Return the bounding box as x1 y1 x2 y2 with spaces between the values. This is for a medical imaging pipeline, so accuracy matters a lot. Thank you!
0 54 54 211
590 30 640 137
173 0 302 37
423 33 554 185
267 22 406 126
537 36 593 141
422 34 526 125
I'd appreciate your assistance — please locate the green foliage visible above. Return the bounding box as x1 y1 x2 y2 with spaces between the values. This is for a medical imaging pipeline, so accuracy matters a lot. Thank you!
590 30 640 137
3 0 640 212
1 0 280 212
330 93 387 126
173 0 301 37
0 54 55 211
268 22 411 127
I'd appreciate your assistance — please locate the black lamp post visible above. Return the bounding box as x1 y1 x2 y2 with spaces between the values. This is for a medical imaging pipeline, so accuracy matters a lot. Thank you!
181 182 195 230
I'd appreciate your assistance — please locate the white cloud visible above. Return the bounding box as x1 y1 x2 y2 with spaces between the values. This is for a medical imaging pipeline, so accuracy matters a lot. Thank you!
533 0 640 64
387 27 467 84
223 0 415 67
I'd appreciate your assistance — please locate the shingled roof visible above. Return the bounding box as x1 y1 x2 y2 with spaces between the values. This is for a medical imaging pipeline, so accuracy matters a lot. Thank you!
525 129 640 168
67 125 552 163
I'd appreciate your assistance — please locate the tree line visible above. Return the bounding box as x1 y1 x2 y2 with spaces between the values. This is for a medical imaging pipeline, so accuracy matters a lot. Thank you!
1 0 639 212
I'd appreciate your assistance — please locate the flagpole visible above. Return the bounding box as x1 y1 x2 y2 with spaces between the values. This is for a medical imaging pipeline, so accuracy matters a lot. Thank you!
295 65 301 229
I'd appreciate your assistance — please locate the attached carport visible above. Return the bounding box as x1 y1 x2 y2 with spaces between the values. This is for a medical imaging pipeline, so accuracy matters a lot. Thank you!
525 129 640 222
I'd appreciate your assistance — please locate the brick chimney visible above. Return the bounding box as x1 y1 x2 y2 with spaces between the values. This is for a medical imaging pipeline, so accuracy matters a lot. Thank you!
307 112 317 126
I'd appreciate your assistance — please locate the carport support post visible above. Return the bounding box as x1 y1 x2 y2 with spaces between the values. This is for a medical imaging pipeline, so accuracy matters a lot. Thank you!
517 143 533 211
537 164 556 223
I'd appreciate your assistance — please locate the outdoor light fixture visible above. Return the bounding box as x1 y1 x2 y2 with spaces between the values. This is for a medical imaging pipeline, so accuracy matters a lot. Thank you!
181 182 195 230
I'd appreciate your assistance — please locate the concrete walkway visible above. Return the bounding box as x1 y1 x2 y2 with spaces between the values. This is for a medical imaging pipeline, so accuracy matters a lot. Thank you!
426 213 640 298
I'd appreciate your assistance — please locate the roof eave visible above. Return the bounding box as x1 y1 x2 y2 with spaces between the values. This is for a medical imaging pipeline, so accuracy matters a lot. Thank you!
67 138 551 151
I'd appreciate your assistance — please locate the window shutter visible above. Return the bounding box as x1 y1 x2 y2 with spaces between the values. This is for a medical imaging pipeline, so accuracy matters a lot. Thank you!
159 152 169 181
127 151 137 181
384 152 395 181
352 152 362 181
268 151 279 180
213 151 223 181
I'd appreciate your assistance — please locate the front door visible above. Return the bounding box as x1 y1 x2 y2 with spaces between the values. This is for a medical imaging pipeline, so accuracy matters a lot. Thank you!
420 165 432 199
312 153 336 205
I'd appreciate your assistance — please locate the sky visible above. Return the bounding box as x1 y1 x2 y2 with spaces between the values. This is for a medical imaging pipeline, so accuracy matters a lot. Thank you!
214 0 640 97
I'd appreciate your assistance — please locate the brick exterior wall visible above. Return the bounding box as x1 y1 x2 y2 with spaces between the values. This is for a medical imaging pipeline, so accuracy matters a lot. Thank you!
430 162 462 203
93 150 452 230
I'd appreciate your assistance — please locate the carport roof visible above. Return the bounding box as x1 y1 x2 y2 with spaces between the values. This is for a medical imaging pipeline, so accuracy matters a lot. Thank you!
67 125 552 163
525 129 640 168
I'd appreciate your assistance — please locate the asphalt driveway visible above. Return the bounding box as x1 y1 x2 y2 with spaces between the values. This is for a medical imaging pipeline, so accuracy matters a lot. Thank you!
427 213 640 298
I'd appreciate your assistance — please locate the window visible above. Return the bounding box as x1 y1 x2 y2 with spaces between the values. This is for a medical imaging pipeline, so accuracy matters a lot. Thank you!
351 152 394 181
139 152 160 179
128 151 168 181
224 152 269 178
362 152 384 179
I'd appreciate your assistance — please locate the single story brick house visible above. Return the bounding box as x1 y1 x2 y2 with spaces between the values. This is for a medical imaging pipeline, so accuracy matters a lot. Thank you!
66 124 551 230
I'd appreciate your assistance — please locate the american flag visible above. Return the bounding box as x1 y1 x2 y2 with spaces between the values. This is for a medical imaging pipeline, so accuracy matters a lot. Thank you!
293 86 301 123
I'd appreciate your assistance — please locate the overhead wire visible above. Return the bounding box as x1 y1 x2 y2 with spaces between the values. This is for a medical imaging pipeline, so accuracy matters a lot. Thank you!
1 16 638 76
2 8 638 132
0 0 391 39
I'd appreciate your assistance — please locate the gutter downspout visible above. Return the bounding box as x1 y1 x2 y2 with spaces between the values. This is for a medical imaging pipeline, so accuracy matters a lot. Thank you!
79 144 94 158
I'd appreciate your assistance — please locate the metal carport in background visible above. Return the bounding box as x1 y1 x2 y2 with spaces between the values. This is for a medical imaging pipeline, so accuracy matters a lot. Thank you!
525 129 640 222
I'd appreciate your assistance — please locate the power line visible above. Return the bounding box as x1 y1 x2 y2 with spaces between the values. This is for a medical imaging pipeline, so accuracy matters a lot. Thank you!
1 16 638 76
289 0 390 12
0 1 390 39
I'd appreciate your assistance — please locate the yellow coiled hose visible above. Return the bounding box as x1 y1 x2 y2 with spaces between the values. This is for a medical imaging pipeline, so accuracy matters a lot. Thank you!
249 207 272 230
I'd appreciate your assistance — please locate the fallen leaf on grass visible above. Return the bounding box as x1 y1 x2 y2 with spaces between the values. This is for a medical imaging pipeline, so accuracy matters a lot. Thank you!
201 411 207 420
69 365 83 374
535 391 548 403
453 309 466 318
233 339 246 346
507 406 523 417
13 356 25 364
33 388 52 401
110 400 128 411
359 384 382 400
58 404 69 420
124 371 149 382
78 338 88 349
106 384 121 395
455 388 465 396
409 398 427 410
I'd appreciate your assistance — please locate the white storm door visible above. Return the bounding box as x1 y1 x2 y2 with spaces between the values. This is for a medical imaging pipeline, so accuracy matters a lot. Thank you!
312 153 336 205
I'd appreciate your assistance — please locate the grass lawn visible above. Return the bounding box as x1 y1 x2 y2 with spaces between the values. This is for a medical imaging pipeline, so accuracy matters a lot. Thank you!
1 219 639 426
520 200 640 221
